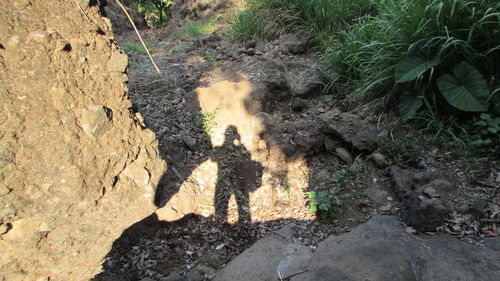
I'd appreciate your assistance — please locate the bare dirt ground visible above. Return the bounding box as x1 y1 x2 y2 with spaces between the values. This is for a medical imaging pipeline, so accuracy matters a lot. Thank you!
93 25 499 281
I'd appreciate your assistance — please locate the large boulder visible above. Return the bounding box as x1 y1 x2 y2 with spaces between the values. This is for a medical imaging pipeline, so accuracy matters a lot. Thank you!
216 216 500 281
0 1 166 280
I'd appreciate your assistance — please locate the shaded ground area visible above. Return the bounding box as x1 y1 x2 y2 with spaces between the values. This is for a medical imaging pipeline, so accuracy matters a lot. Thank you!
94 24 499 281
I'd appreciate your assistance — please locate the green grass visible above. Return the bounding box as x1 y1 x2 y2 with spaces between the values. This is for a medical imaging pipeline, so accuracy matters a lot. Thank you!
186 16 215 36
376 127 426 165
230 0 377 45
203 54 215 61
121 41 155 54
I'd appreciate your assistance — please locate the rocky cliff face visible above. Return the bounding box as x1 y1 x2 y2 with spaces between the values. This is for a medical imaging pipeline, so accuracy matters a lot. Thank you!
0 1 166 280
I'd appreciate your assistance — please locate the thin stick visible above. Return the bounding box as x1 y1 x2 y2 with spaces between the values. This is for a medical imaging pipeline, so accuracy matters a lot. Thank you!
72 0 91 22
113 0 161 74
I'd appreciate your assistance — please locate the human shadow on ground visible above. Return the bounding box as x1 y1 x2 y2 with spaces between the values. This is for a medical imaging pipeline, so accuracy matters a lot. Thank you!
212 126 263 223
91 32 347 280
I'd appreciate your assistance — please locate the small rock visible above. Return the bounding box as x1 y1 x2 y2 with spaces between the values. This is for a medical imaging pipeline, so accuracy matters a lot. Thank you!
469 199 487 220
246 48 256 56
245 40 257 49
263 51 275 60
404 227 417 234
107 52 128 72
185 269 203 281
81 105 112 139
251 112 274 135
195 264 217 279
263 76 289 100
390 166 414 200
121 160 150 186
274 224 294 242
315 169 330 183
420 179 454 192
182 135 197 151
320 110 379 151
413 169 435 185
201 252 224 269
291 97 308 111
335 147 353 164
322 95 334 105
293 81 322 98
371 152 388 168
380 204 392 212
422 187 439 198
215 243 225 250
197 32 221 45
401 197 451 232
279 33 306 54
363 187 388 205
324 136 337 152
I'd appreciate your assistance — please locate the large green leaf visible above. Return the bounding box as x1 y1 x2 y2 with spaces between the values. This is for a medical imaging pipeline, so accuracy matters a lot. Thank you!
395 47 440 83
399 91 423 121
437 61 490 112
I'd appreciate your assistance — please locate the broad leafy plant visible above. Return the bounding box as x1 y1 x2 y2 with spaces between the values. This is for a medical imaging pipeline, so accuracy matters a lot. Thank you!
395 43 496 121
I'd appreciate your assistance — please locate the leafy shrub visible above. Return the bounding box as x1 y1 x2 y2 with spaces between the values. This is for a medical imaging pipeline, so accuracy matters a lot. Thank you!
306 169 354 219
325 0 500 118
136 0 173 27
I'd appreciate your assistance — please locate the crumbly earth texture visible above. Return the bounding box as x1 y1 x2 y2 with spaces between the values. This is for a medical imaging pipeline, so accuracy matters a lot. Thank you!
0 1 165 280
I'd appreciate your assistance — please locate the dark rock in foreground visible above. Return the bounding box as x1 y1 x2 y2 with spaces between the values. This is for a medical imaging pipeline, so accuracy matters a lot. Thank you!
215 216 500 281
390 166 454 231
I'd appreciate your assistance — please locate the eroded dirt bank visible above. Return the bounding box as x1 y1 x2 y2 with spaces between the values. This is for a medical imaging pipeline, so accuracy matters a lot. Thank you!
0 1 165 280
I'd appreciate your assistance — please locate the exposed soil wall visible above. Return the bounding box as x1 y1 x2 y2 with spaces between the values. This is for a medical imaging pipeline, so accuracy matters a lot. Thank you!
0 1 166 280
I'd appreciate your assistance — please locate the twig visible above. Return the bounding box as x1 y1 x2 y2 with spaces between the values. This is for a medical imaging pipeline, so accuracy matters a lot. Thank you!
72 0 91 22
409 233 435 259
113 0 161 74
